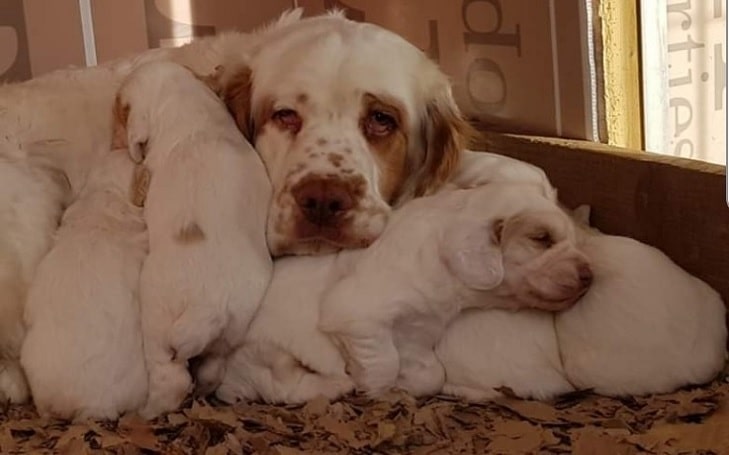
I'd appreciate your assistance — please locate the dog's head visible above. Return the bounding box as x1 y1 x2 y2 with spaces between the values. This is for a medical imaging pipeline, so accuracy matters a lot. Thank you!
442 184 592 311
218 11 475 256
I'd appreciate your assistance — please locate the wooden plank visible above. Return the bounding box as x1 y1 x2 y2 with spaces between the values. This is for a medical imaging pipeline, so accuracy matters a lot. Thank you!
599 0 643 149
474 132 729 306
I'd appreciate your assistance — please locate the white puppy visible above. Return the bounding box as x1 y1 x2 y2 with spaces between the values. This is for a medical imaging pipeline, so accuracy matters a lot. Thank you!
318 182 591 398
115 61 273 418
436 206 727 401
555 210 727 396
20 151 148 421
216 253 357 404
435 307 574 401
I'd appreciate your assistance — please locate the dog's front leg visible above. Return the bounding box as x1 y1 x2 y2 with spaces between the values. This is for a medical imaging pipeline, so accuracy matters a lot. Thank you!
329 323 399 397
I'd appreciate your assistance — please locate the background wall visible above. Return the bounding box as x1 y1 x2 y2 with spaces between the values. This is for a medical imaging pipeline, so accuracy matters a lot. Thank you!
0 0 601 144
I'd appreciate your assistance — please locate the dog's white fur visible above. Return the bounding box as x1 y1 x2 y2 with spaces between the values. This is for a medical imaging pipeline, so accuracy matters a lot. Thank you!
318 182 589 397
554 213 727 396
116 61 272 418
436 206 727 401
216 253 357 404
217 11 472 256
19 151 148 420
436 308 574 401
444 150 556 200
0 9 471 400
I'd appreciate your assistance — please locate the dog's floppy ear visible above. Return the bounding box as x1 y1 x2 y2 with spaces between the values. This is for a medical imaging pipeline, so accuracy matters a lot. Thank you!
413 84 479 197
112 93 147 163
220 64 254 141
111 94 130 150
441 217 504 291
126 111 149 164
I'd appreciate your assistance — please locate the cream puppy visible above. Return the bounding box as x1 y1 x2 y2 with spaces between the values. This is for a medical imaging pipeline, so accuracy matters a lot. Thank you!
436 207 727 401
317 182 591 398
216 253 357 404
555 210 727 396
115 61 273 418
20 151 148 421
435 308 574 401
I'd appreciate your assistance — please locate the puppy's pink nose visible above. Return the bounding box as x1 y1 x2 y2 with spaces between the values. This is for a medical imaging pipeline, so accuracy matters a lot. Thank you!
293 178 354 226
578 263 593 288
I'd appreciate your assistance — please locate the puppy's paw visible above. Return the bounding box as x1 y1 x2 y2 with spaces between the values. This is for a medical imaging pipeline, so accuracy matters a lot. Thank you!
0 360 29 404
142 363 192 419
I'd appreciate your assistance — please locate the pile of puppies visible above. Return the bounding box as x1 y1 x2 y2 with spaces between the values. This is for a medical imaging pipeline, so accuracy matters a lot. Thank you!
0 10 726 423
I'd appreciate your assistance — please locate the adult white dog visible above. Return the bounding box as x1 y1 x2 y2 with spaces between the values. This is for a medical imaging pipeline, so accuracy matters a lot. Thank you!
113 61 272 419
218 154 590 403
0 9 473 402
20 150 148 420
436 206 727 400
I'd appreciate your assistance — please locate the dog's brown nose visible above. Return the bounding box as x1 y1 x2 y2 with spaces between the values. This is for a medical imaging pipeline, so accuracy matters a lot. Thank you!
578 263 593 288
293 178 354 226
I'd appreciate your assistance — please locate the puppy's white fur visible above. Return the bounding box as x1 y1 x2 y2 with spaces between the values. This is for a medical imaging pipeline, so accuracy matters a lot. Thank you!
555 216 727 396
117 61 272 419
436 308 574 401
217 254 357 405
20 151 148 420
317 182 588 397
436 206 727 401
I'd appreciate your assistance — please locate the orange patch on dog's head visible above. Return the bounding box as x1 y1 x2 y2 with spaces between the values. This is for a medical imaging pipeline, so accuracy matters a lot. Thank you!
359 94 409 203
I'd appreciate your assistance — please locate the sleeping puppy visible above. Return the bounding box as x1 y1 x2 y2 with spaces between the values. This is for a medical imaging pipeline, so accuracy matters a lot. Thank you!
114 61 273 418
435 307 574 401
317 182 591 398
436 206 727 401
20 151 148 421
554 207 727 396
216 253 358 404
216 153 563 404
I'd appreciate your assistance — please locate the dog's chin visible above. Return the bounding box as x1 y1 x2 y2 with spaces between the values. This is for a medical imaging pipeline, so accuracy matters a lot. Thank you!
269 233 378 257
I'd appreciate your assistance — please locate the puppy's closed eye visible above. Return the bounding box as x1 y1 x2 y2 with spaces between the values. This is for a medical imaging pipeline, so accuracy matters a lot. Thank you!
529 231 554 248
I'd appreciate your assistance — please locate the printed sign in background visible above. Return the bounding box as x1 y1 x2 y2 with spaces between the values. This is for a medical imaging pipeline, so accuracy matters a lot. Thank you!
665 0 726 165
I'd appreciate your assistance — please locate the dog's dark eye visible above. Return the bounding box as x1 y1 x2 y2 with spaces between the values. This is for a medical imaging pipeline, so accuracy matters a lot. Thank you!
530 231 554 248
272 108 302 134
363 110 397 138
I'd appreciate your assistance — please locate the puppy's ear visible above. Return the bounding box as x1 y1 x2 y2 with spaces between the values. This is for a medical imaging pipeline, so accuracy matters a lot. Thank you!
126 114 149 164
112 92 148 163
413 84 480 197
186 64 225 97
111 94 130 150
571 205 591 226
221 64 254 141
441 217 504 291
